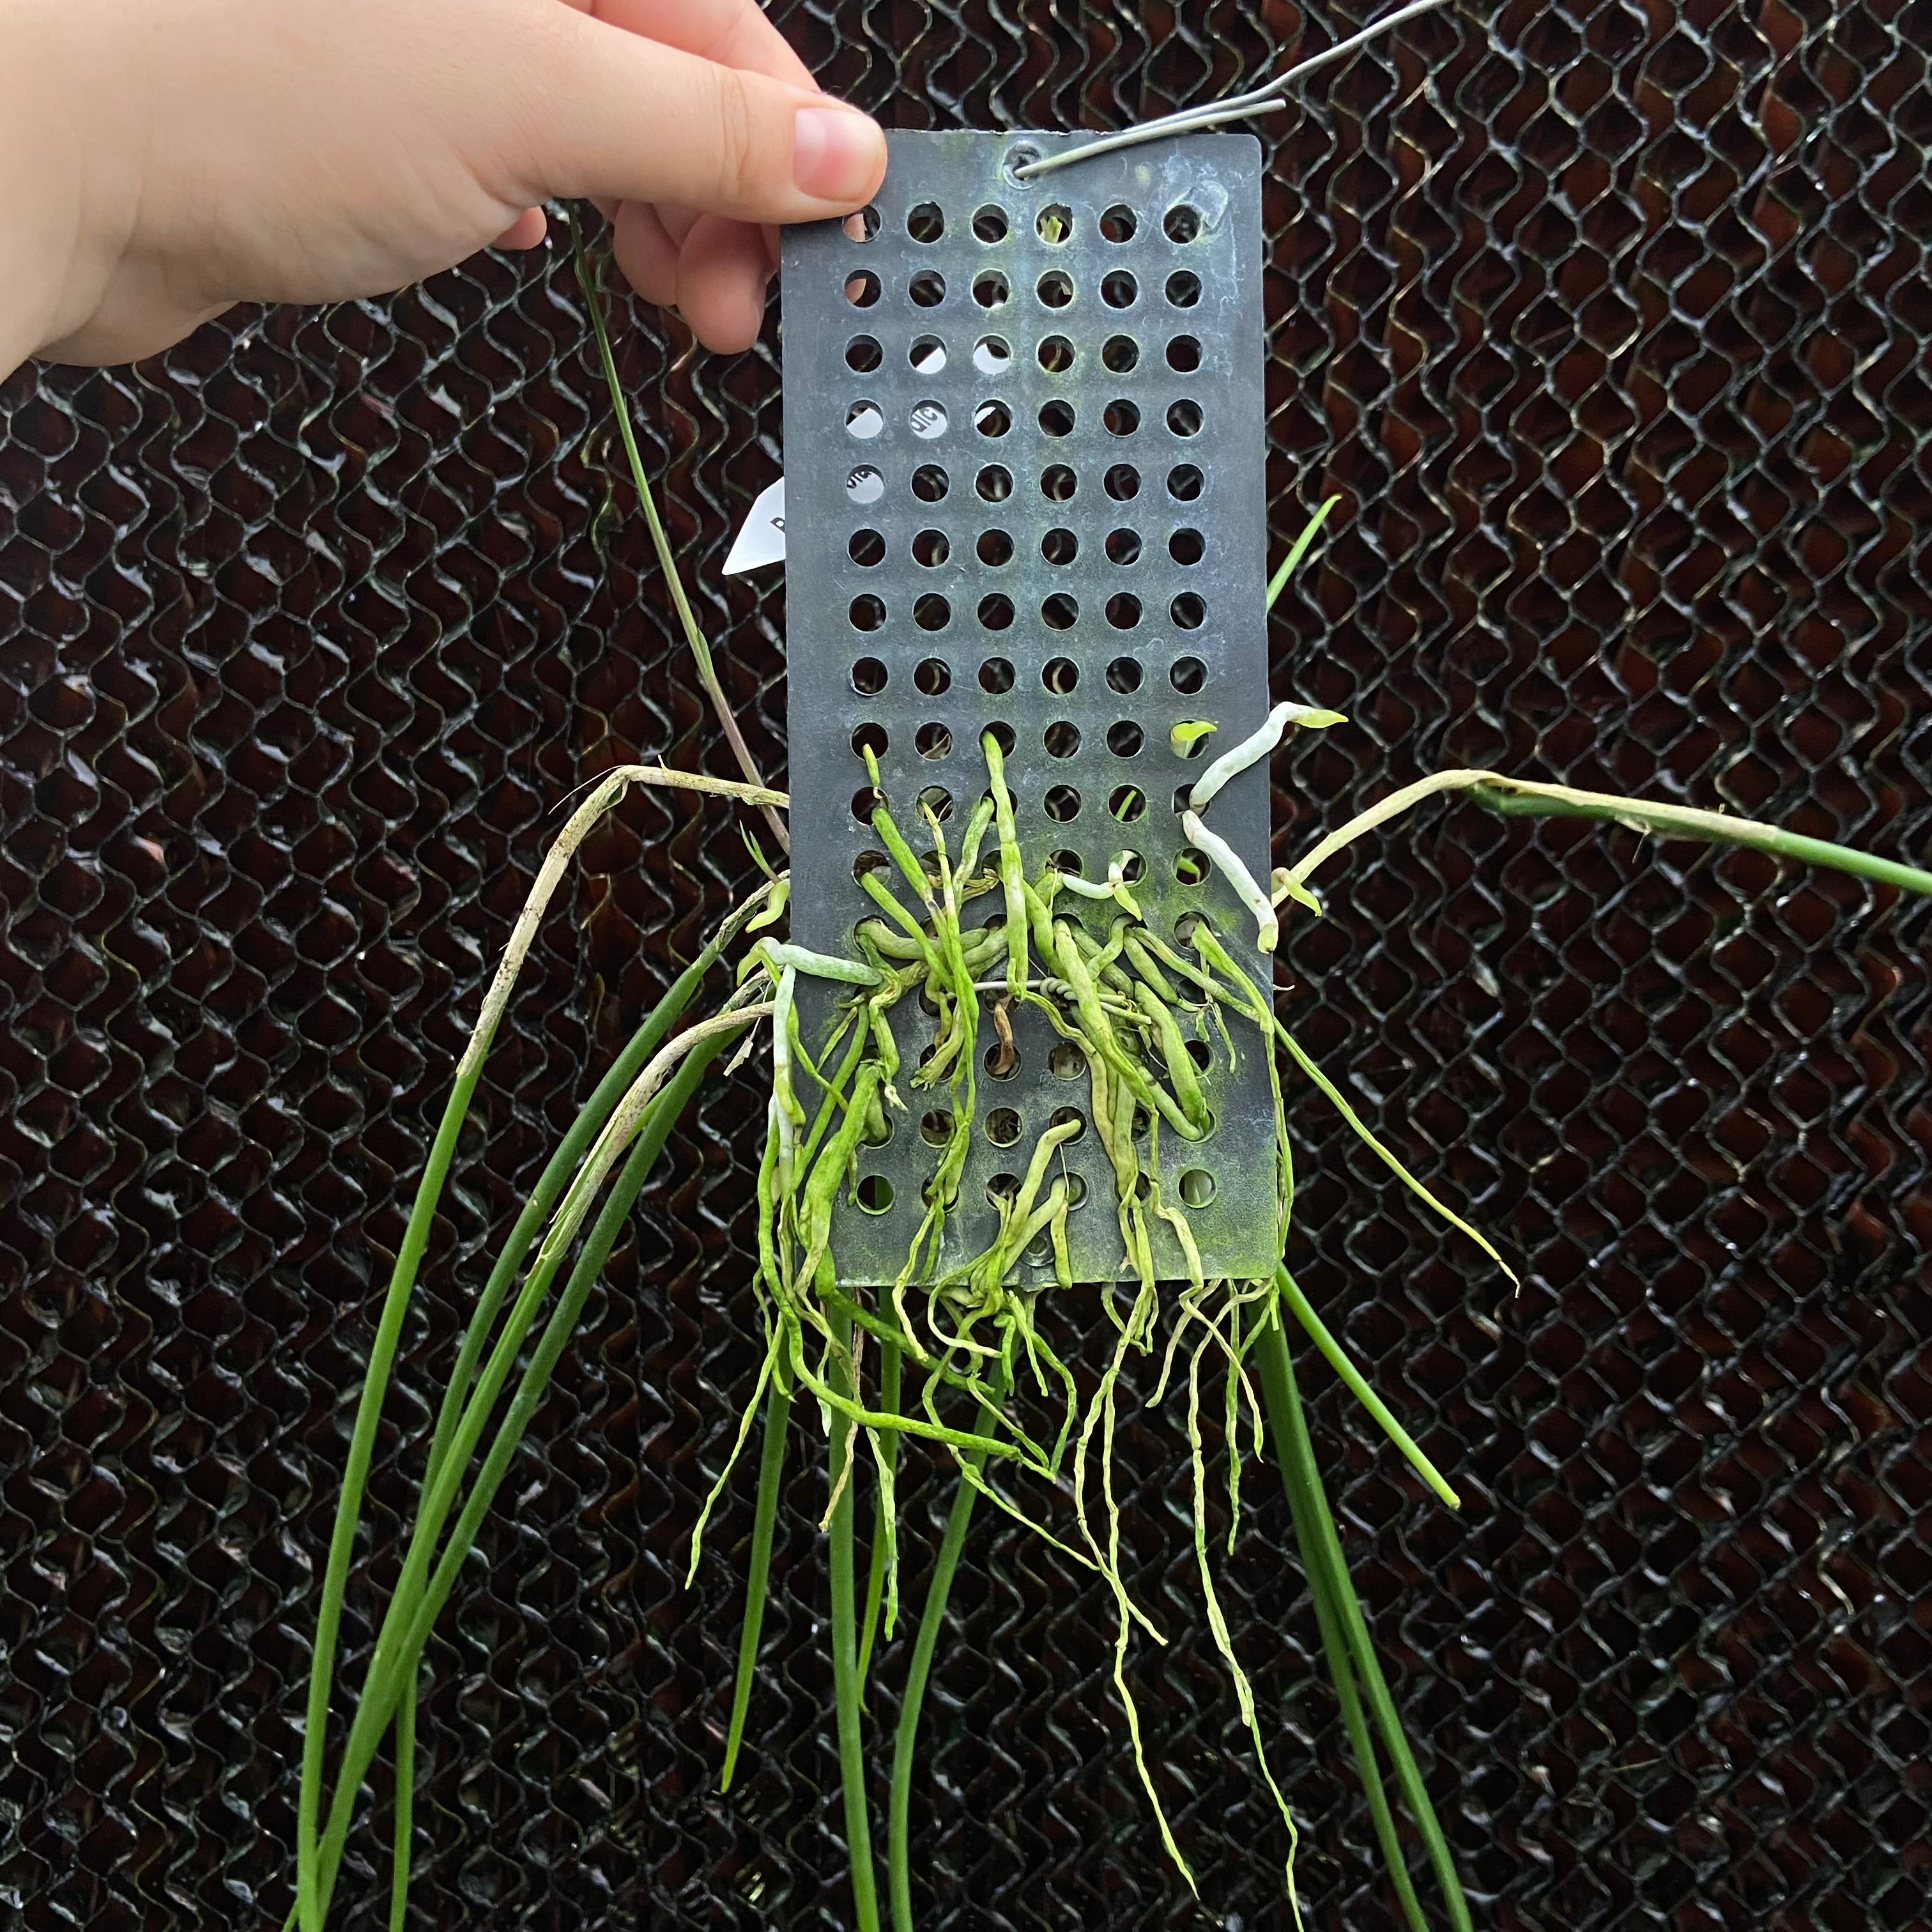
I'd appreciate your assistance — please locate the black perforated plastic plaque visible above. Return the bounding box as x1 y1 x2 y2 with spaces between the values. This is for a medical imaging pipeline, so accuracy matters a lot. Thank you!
781 128 1277 1286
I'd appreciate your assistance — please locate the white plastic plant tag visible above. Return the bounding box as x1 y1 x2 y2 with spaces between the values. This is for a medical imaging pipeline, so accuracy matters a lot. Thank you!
723 476 786 575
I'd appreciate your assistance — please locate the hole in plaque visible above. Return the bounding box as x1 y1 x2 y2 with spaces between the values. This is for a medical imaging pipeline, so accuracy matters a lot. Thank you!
1170 528 1204 565
1167 335 1202 372
846 335 882 372
847 464 884 505
1043 656 1078 695
914 594 951 631
848 528 886 567
977 592 1015 630
1170 655 1206 693
1106 529 1142 565
1171 593 1205 629
849 594 885 632
1105 592 1142 629
908 201 946 242
1100 204 1138 243
974 334 1011 374
846 400 883 439
1167 399 1203 437
845 269 881 307
1038 334 1075 373
910 268 946 307
1110 784 1146 822
1101 270 1137 308
1105 399 1140 435
976 400 1011 437
852 657 888 694
1103 335 1140 372
1167 463 1203 500
1104 463 1140 500
1164 205 1202 243
1107 720 1144 756
912 463 949 502
979 657 1015 694
977 529 1013 565
1045 721 1080 758
972 205 1009 243
1041 464 1078 502
1166 270 1200 307
1001 141 1041 182
1037 270 1074 309
911 528 950 567
856 1174 895 1214
844 206 881 242
921 1108 955 1146
976 463 1013 502
1106 656 1142 693
1041 527 1078 565
1041 592 1078 630
1039 399 1076 437
1036 203 1074 243
914 657 950 695
910 334 947 373
1044 784 1081 822
916 722 953 760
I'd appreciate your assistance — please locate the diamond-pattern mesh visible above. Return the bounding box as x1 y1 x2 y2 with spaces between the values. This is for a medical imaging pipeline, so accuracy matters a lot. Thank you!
3 3 1929 1929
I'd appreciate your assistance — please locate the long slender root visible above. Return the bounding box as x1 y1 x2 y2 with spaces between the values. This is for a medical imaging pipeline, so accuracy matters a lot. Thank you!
829 1304 883 1932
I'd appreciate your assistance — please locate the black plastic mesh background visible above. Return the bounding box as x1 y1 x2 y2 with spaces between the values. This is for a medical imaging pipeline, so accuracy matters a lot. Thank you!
4 2 1930 1928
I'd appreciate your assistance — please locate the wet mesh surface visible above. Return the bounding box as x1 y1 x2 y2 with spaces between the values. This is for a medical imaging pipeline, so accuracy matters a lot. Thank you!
3 3 1929 1928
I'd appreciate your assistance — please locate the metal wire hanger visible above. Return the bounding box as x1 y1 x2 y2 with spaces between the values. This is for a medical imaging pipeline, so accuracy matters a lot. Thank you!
1011 0 1455 180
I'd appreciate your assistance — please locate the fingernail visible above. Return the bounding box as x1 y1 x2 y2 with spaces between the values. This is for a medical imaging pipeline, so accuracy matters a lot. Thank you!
794 105 884 203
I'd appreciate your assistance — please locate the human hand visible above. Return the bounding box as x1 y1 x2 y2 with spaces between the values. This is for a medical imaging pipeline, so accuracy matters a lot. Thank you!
2 0 885 372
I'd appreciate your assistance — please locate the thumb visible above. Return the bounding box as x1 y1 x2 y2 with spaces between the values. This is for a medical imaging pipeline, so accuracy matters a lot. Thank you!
528 11 885 224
